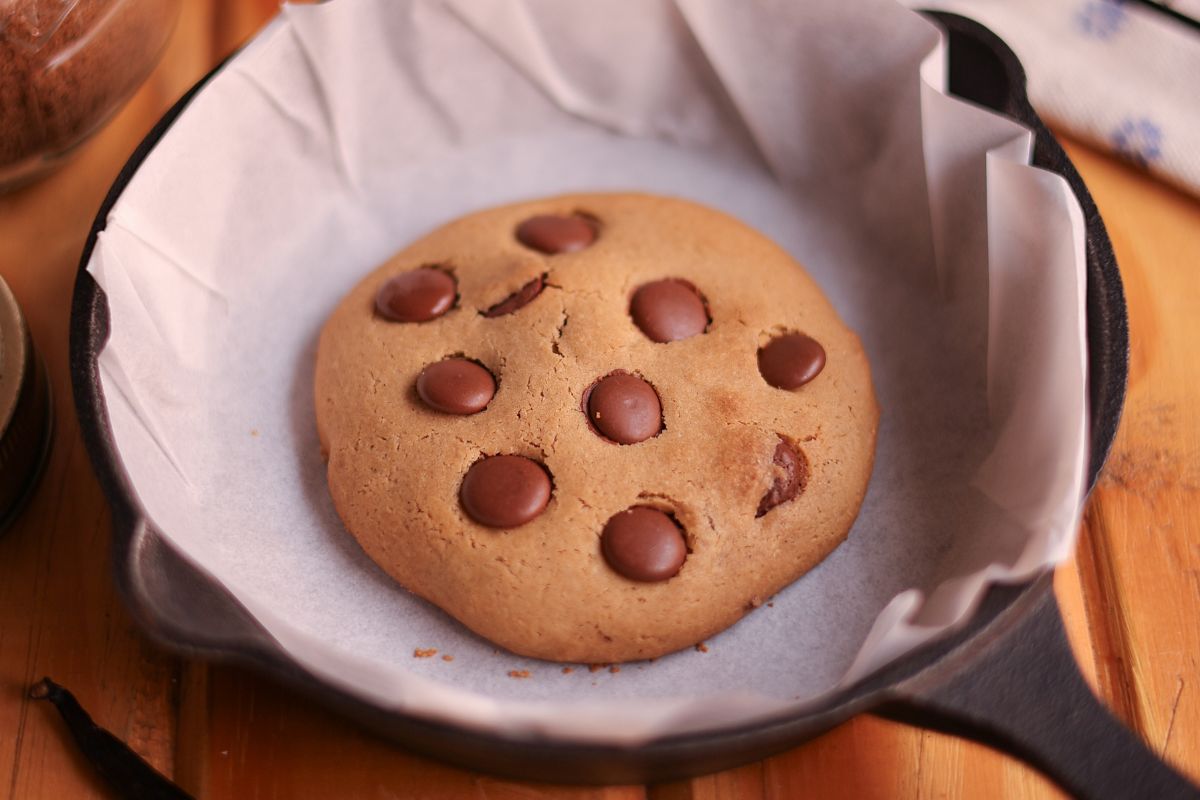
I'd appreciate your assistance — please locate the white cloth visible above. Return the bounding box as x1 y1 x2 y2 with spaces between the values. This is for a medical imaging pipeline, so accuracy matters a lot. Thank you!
910 0 1200 196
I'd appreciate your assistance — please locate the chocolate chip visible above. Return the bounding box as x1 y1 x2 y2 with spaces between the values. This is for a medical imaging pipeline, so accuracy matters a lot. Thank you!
757 333 826 389
601 506 687 582
481 275 545 317
460 455 552 528
376 268 457 322
416 358 495 415
756 437 808 517
630 279 708 343
585 372 662 444
515 215 595 254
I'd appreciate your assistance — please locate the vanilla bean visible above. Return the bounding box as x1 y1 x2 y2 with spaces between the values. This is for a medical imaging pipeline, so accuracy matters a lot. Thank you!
30 678 192 800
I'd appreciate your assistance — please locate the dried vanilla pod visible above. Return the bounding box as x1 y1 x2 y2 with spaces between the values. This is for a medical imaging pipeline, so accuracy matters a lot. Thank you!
30 678 192 800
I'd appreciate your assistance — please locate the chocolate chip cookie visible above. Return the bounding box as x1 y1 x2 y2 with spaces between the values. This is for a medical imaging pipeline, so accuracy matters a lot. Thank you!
315 193 878 663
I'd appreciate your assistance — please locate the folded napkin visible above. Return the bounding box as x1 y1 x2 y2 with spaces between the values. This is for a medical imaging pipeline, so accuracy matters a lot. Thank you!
911 0 1200 196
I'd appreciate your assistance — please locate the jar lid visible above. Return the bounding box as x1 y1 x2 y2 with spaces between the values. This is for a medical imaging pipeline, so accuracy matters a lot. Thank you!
0 276 53 534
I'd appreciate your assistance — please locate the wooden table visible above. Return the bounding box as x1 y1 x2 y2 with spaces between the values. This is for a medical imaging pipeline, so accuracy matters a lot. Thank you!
2 3 1198 797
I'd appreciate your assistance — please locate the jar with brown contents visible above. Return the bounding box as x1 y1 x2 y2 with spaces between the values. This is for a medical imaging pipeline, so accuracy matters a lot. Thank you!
0 0 179 191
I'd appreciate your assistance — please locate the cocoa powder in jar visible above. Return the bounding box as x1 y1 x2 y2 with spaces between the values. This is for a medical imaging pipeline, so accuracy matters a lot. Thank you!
0 0 178 188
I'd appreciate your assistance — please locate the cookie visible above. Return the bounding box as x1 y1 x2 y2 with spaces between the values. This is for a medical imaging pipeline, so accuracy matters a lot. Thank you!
315 193 878 663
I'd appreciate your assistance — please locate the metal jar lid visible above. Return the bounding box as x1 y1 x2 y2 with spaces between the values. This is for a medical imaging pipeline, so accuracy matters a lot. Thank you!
0 276 53 535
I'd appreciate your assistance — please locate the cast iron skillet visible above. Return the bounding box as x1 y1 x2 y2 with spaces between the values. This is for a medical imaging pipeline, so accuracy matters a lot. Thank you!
69 12 1199 799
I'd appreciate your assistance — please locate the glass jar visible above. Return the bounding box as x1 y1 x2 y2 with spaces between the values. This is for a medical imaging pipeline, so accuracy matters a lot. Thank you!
0 276 52 534
0 0 180 191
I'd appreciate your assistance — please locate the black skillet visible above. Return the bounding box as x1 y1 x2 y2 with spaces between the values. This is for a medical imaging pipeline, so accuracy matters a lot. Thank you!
69 12 1200 799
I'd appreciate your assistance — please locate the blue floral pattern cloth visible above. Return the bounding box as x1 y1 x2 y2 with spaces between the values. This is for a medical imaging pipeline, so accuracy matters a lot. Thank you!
908 0 1200 196
1111 117 1164 167
1075 0 1130 39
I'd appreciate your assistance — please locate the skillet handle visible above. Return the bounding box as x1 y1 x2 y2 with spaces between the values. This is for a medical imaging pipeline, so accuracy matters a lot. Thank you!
876 583 1200 800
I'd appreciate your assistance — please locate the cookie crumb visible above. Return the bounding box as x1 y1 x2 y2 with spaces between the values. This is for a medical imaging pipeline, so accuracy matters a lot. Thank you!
588 663 608 673
561 667 573 674
695 642 709 653
442 654 454 662
508 670 531 679
250 429 259 437
609 665 620 674
414 648 438 658
767 602 774 608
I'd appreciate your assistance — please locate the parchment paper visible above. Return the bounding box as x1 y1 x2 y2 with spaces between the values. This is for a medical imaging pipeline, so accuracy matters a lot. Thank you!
85 0 1089 744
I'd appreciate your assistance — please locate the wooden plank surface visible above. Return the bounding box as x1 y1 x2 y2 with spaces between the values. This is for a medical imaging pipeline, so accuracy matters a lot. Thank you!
0 2 232 798
1066 138 1200 779
0 2 1197 797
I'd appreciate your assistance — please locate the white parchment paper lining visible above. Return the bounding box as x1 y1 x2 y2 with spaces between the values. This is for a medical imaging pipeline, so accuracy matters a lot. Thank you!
86 0 1089 745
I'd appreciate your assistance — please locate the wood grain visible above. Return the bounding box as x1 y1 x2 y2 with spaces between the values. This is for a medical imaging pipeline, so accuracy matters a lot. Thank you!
0 2 1197 798
0 2 267 798
1062 138 1200 784
0 22 195 800
190 667 646 800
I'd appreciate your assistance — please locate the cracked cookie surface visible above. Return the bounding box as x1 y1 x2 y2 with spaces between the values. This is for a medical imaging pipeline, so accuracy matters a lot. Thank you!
315 193 878 663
